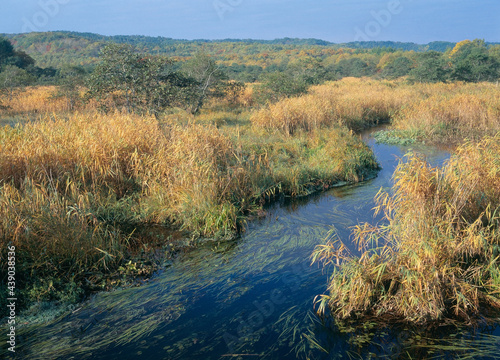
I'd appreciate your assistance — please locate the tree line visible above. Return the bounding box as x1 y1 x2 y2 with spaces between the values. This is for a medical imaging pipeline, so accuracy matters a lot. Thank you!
1 35 499 113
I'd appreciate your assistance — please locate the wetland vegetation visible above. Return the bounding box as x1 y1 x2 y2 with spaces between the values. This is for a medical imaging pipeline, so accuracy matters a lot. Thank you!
1 32 500 358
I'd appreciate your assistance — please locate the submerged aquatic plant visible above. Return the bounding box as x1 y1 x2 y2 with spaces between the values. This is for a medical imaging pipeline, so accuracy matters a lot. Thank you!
313 134 500 324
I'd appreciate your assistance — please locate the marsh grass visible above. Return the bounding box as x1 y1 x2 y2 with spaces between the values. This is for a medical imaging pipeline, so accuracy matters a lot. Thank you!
250 78 410 135
250 78 500 143
392 82 500 142
0 86 70 115
313 134 500 324
0 100 378 311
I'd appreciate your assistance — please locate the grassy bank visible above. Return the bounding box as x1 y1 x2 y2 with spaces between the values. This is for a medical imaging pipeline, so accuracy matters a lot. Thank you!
251 78 411 134
313 134 500 324
392 82 500 143
3 78 499 143
0 100 378 311
251 78 500 143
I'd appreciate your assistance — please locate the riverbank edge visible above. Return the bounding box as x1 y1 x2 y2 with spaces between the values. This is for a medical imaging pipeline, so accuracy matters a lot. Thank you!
0 166 381 331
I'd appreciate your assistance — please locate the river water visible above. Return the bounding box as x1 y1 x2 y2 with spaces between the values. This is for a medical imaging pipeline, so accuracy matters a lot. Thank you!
5 130 500 359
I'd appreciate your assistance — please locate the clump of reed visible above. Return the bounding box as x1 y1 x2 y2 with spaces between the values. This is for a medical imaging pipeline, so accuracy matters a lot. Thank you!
313 133 500 324
251 78 412 135
0 111 162 305
138 121 245 235
0 86 69 114
251 78 500 143
235 127 379 197
0 179 129 299
392 82 500 142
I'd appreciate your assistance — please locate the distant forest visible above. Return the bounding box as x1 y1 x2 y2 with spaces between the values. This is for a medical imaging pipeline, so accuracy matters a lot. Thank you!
1 31 499 93
1 31 465 69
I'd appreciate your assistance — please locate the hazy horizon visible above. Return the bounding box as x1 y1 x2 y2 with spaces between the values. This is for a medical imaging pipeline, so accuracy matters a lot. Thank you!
3 31 494 46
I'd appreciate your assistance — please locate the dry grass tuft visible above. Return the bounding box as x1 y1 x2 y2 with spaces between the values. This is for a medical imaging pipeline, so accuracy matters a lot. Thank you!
251 78 413 135
0 86 69 114
251 78 500 143
393 82 500 141
313 134 500 324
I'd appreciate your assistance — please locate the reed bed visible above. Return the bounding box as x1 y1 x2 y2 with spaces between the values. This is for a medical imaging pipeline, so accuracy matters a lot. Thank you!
313 134 500 324
0 109 377 307
251 78 413 135
0 111 377 237
393 82 500 141
251 78 500 143
0 86 69 114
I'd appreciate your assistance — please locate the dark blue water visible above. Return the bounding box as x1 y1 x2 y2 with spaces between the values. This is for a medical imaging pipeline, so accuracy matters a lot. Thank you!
5 131 500 359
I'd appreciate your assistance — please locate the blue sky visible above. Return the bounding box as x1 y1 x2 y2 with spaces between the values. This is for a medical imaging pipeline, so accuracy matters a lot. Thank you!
1 0 499 43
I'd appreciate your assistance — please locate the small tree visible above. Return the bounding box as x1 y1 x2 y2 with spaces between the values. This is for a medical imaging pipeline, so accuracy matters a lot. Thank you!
287 57 331 85
382 56 414 79
449 40 499 82
181 53 227 113
0 37 15 68
86 44 191 115
0 37 35 71
0 65 36 100
254 72 308 104
87 44 146 112
408 52 449 83
55 65 87 110
5 50 36 69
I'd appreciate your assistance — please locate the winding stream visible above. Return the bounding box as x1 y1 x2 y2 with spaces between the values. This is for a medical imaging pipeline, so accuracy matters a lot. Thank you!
6 129 500 359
